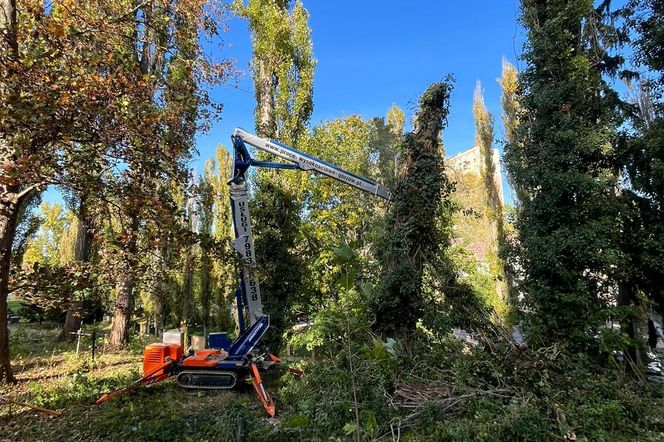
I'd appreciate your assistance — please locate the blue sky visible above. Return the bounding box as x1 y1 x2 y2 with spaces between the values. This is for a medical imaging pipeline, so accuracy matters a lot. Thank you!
197 0 525 198
46 1 525 204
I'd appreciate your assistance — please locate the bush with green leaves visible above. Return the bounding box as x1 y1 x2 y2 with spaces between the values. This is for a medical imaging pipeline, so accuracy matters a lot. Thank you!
278 298 664 441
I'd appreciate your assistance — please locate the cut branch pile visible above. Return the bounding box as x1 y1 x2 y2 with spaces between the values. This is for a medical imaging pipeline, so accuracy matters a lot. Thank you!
386 381 515 441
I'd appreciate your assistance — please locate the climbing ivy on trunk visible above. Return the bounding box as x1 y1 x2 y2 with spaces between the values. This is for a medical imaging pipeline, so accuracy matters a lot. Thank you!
373 80 455 336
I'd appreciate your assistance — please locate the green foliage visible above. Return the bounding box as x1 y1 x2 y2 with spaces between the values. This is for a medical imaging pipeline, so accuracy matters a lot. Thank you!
373 79 455 335
252 178 304 350
4 323 664 441
619 0 664 319
281 245 397 440
369 104 405 189
207 147 236 333
22 202 74 267
631 0 664 91
292 116 383 317
505 0 626 350
497 57 521 149
465 82 511 321
278 315 664 441
11 190 42 268
237 0 315 144
449 243 510 320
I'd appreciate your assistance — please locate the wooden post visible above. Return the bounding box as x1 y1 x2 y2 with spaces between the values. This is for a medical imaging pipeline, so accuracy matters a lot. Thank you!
91 330 96 360
75 322 83 357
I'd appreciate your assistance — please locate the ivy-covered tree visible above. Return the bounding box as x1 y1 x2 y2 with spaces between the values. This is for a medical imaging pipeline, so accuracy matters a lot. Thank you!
373 80 455 336
505 0 625 350
626 0 664 302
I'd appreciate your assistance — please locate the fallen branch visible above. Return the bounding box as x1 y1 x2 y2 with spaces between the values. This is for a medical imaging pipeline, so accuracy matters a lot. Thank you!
0 396 62 416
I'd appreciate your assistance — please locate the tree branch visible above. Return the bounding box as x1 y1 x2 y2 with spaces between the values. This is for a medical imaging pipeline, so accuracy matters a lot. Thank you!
16 181 50 205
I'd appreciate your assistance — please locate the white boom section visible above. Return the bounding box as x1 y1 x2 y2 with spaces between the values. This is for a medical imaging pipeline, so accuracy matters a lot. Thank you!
233 128 392 201
230 181 263 324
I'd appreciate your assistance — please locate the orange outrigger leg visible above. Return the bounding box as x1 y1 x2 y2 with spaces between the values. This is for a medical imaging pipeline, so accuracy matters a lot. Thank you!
269 353 304 377
96 359 173 405
250 362 275 417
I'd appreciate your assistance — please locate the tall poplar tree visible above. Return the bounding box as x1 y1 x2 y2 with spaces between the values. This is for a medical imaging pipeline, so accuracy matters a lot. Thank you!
236 0 315 349
236 0 315 144
198 160 216 334
497 59 524 202
505 0 625 350
107 0 231 346
473 81 510 316
208 147 235 331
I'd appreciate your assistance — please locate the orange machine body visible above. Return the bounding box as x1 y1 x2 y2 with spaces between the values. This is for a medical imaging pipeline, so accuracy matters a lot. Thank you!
181 348 228 368
143 343 183 376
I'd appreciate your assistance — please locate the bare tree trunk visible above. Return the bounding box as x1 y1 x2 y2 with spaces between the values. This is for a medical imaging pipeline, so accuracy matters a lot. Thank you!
110 274 134 346
0 0 17 55
256 60 275 138
618 283 645 370
109 214 139 347
0 192 19 383
0 0 18 383
150 244 165 337
182 260 193 326
58 200 93 341
153 300 162 337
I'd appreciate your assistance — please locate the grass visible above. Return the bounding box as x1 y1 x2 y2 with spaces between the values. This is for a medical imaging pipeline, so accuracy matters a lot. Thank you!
7 299 23 314
0 323 273 442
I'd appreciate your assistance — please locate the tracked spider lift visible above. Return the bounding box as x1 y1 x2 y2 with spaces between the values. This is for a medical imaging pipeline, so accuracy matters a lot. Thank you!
97 129 392 416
